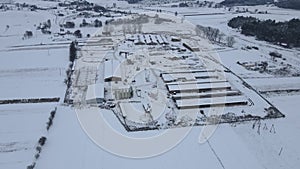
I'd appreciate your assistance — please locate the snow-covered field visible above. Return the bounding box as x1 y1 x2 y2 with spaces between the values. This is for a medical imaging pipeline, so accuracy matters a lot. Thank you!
0 2 69 169
0 49 68 99
0 103 57 169
0 0 300 169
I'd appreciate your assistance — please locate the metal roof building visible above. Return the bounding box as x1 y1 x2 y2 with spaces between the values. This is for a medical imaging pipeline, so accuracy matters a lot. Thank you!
161 71 219 83
175 96 248 109
167 82 231 93
104 60 122 82
86 83 105 104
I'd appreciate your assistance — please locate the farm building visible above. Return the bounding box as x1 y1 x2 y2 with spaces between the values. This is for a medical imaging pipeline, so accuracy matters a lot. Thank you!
85 83 105 104
160 35 169 44
183 42 200 52
175 96 248 109
114 86 133 100
161 71 219 83
172 90 241 100
171 36 181 42
166 78 227 86
167 82 232 93
127 34 170 45
104 60 122 82
155 35 164 45
134 34 146 45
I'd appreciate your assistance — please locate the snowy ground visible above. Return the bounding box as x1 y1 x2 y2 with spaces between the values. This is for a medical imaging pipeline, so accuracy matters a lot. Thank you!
1 0 300 169
0 103 58 169
0 2 69 168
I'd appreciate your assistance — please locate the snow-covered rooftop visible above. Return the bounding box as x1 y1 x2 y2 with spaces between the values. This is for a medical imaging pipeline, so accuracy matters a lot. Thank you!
104 60 122 81
166 79 227 85
167 82 231 92
175 95 248 108
172 90 241 99
86 83 105 101
162 71 219 82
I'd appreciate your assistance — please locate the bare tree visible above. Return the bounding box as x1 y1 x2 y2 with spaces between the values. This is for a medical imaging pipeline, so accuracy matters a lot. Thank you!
103 25 111 36
122 24 126 36
126 24 132 34
226 36 235 47
218 33 225 43
137 23 143 33
212 28 220 41
132 23 137 34
109 25 115 35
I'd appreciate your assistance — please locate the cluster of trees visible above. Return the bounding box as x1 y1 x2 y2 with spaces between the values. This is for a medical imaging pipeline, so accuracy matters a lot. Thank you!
228 16 300 47
80 19 103 27
196 25 223 42
196 1 217 8
121 23 142 35
125 0 142 4
220 0 273 6
73 30 82 38
93 5 107 12
110 15 149 26
64 21 75 28
228 16 258 29
220 0 300 10
195 25 235 47
179 2 189 7
46 108 57 131
36 19 51 34
23 31 33 39
94 19 102 27
58 0 93 7
26 136 47 169
66 19 106 29
28 108 57 169
275 0 300 10
58 0 108 12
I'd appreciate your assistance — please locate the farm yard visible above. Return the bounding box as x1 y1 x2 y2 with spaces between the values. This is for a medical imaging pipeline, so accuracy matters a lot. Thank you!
0 0 300 169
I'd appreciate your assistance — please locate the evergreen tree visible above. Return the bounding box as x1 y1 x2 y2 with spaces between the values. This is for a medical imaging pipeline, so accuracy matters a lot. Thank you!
69 41 77 62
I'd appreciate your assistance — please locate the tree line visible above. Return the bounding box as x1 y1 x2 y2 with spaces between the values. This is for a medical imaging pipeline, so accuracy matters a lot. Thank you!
275 0 300 10
228 16 300 47
220 0 273 6
195 25 236 47
220 0 300 10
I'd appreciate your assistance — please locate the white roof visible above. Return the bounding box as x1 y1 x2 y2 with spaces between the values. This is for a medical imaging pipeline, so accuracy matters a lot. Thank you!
167 79 227 85
144 35 151 44
86 83 104 101
162 71 219 82
175 96 247 108
172 90 240 99
167 82 231 92
156 35 164 44
139 34 145 43
161 35 169 44
104 60 122 80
